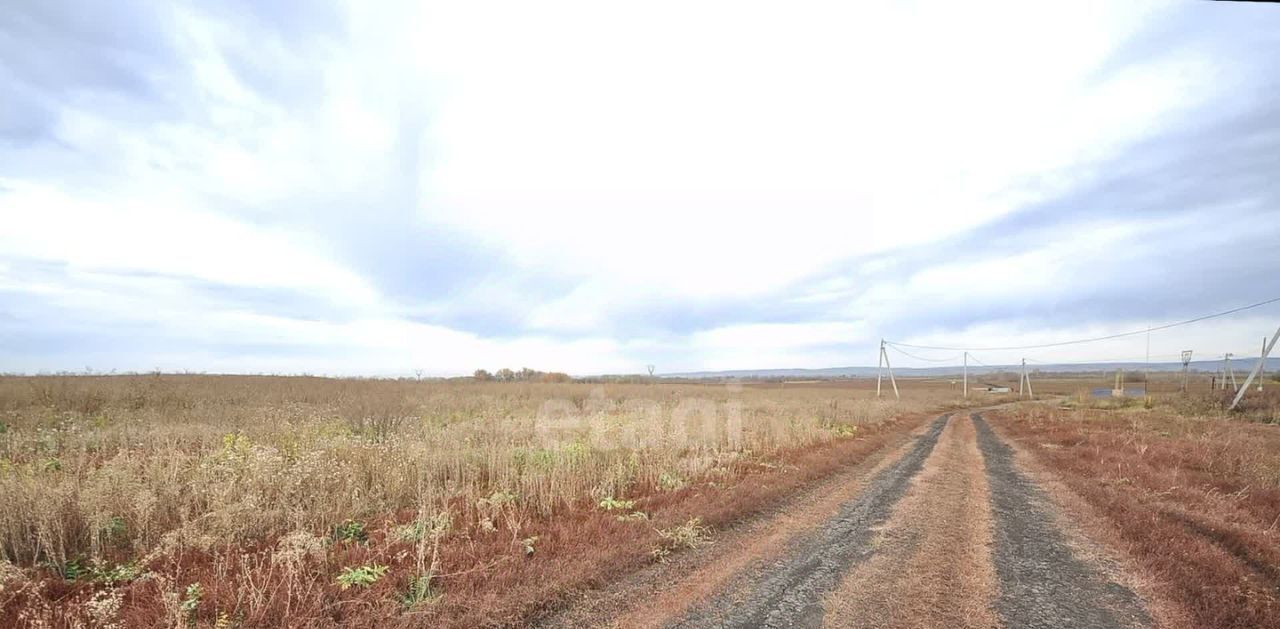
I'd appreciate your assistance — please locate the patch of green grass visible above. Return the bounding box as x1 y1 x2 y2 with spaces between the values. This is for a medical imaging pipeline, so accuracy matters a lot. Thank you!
336 564 387 590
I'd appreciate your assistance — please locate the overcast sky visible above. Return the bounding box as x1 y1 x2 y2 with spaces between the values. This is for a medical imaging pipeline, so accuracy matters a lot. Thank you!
2 1 1279 376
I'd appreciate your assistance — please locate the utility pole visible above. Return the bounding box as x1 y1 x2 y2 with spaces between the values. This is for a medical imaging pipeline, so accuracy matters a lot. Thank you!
1019 358 1033 399
1145 325 1151 395
1025 359 1034 399
1221 354 1230 391
876 340 899 400
1180 350 1193 392
1227 354 1238 392
885 344 899 400
1261 337 1267 392
963 351 968 398
1230 326 1280 411
877 339 884 398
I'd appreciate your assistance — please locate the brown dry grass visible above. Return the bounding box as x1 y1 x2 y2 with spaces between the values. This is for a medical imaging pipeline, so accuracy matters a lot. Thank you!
990 400 1280 629
0 374 954 627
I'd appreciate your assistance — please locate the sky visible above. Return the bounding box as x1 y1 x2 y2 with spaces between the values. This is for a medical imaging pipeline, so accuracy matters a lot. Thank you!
2 0 1279 376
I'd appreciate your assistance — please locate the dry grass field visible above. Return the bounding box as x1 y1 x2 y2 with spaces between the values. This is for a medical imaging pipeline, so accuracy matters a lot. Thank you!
4 372 1277 627
0 374 963 627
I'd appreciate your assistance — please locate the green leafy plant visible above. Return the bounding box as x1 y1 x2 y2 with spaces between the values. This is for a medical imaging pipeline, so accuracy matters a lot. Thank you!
180 583 203 623
218 433 253 461
597 497 635 511
394 521 425 542
59 556 86 581
336 564 387 590
91 560 141 584
397 574 442 608
658 472 686 491
101 515 127 544
333 519 368 544
477 490 518 509
827 423 858 436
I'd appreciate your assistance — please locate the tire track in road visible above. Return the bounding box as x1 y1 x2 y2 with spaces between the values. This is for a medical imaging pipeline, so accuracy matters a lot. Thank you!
973 413 1150 629
667 414 951 629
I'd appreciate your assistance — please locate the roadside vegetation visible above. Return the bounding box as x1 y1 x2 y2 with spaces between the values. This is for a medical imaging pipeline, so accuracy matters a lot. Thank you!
0 375 939 627
992 385 1280 629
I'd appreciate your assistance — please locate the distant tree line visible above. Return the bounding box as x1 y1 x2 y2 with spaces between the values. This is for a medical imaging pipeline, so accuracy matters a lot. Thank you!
473 367 572 383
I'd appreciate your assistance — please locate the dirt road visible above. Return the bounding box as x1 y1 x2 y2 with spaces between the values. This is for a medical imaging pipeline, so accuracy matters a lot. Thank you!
541 413 1153 628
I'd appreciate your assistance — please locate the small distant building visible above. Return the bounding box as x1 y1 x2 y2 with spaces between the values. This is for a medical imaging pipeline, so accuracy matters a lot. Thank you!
986 386 1012 393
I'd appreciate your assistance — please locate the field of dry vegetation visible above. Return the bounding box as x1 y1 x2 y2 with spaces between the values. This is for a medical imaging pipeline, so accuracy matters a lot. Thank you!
0 375 942 627
8 372 1274 628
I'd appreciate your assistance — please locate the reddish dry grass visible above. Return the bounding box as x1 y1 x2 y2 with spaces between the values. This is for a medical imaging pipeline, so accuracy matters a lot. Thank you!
1 411 935 628
991 405 1280 629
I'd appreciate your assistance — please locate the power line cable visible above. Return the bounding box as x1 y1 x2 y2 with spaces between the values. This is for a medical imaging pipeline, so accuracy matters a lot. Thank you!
885 295 1280 351
967 353 995 368
884 345 962 363
1024 354 1185 366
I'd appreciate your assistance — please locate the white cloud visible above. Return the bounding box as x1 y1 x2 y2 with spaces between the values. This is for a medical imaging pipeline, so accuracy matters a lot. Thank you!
0 181 379 308
412 0 1197 299
2 0 1277 375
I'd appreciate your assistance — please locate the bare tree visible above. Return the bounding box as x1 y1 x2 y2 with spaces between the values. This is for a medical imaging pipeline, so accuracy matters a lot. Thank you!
647 364 656 377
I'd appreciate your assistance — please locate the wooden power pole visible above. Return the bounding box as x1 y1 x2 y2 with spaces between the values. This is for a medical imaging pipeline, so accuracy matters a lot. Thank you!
876 340 899 400
1230 326 1280 411
1180 350 1193 392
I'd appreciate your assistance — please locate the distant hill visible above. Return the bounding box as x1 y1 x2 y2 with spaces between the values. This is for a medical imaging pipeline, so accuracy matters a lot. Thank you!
662 358 1280 379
